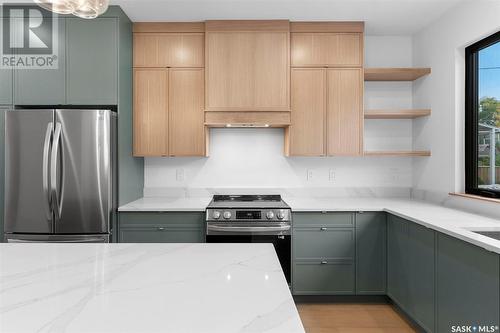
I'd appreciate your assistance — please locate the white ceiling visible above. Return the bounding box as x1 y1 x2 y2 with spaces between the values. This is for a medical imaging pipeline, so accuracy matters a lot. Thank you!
111 0 468 35
1 0 469 35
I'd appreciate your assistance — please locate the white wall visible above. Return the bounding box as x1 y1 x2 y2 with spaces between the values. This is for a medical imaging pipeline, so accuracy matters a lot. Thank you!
412 0 500 216
144 35 415 195
412 0 500 193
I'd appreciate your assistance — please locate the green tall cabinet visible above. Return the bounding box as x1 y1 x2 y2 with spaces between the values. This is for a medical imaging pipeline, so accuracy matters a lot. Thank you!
13 18 66 105
66 18 117 105
13 16 118 105
0 7 144 241
0 69 12 105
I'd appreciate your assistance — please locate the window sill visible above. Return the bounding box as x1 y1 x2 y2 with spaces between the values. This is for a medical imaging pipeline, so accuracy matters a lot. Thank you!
449 193 500 204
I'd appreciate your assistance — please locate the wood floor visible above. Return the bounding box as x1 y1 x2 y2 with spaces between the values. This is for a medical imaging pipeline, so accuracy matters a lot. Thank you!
296 303 418 333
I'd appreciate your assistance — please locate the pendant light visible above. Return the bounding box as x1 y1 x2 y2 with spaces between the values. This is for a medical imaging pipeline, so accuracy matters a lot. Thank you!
73 0 109 19
33 0 109 18
33 0 78 14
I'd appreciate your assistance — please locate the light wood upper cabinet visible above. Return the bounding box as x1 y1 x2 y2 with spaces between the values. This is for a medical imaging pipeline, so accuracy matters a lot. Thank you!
327 68 363 156
291 33 363 67
205 20 290 111
134 33 204 67
289 68 326 156
133 69 168 156
169 68 205 156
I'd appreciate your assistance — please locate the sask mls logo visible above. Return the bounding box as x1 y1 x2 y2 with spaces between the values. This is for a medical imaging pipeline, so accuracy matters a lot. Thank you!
1 3 59 69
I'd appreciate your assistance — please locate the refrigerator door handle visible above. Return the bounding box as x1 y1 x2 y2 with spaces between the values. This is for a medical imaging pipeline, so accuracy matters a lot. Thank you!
42 123 53 220
50 122 64 220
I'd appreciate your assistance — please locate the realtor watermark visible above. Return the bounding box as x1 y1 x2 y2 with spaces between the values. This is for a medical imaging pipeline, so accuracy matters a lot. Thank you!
451 325 499 332
0 3 59 69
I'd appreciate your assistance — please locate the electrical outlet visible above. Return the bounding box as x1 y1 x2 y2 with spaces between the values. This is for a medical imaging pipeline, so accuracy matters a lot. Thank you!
306 169 314 181
176 169 185 182
389 168 399 182
329 169 335 181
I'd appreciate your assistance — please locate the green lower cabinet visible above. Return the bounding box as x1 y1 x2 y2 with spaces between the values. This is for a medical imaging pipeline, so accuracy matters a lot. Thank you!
119 212 204 243
387 215 435 332
437 234 500 333
294 227 354 260
356 212 386 294
293 260 355 295
292 212 355 295
387 214 409 306
120 226 203 243
407 222 435 332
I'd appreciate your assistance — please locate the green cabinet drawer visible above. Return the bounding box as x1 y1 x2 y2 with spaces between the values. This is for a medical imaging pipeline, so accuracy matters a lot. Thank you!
437 234 500 333
294 228 354 260
14 18 66 105
293 260 355 295
0 68 12 105
356 212 386 294
120 212 203 227
66 18 117 104
120 226 203 243
293 212 354 227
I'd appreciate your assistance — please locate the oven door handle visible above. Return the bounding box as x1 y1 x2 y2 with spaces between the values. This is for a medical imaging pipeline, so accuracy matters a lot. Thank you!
207 225 291 233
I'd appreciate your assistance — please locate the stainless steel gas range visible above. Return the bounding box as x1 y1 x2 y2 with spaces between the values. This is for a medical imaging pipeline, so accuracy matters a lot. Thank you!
205 195 292 283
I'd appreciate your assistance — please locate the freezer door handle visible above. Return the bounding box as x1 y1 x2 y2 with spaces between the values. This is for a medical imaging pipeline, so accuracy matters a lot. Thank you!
42 123 53 220
50 122 64 220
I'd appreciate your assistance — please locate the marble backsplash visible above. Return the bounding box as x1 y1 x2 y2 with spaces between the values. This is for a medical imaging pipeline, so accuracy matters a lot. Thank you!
143 186 412 199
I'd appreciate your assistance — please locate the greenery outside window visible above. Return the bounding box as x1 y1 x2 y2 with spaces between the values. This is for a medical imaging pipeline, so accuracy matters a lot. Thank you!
465 31 500 198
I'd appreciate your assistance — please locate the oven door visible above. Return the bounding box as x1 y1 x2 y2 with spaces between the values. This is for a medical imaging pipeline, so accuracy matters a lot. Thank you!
206 229 291 283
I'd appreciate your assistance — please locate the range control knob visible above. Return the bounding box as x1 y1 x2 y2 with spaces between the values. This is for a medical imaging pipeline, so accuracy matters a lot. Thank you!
266 211 275 219
223 211 232 219
212 211 221 219
277 210 286 220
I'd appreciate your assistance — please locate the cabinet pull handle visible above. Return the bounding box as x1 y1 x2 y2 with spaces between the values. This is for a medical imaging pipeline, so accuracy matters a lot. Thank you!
321 260 328 265
157 227 165 231
320 227 327 231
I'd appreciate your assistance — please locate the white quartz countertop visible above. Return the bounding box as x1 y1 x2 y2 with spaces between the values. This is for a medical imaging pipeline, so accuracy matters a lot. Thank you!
287 197 500 255
119 196 500 254
0 243 304 333
118 196 211 212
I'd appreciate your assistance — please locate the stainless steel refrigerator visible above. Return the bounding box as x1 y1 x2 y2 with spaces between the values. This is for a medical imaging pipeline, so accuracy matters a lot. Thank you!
4 109 116 243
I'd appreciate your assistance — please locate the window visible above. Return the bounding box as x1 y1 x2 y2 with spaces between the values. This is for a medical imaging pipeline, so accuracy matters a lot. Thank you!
465 31 500 199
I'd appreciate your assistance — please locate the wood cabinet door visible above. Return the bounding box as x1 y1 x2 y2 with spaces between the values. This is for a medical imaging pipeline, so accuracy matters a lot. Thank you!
206 31 289 111
169 68 205 156
327 68 363 156
134 33 204 68
291 33 363 67
290 68 326 156
133 69 168 156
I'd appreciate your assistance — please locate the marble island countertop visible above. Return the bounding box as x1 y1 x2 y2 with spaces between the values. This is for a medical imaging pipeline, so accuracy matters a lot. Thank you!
119 196 500 254
0 243 304 333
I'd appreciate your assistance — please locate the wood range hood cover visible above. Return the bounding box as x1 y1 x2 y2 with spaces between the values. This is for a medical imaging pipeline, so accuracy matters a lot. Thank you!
204 20 291 128
204 111 291 128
